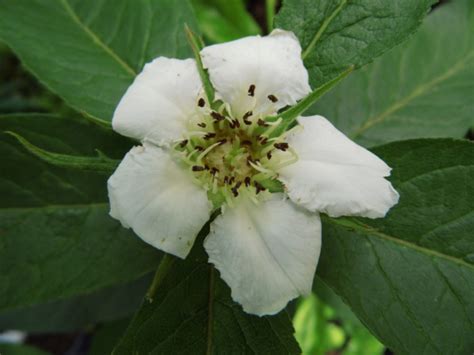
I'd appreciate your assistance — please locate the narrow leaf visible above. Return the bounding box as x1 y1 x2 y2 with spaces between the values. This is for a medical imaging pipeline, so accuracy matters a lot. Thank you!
6 131 119 174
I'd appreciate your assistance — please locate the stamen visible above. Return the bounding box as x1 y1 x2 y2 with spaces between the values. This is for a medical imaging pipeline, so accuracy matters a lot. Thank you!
248 84 256 97
257 119 269 127
244 176 251 187
218 138 227 145
197 122 207 128
267 94 278 103
197 141 222 161
179 139 188 148
249 160 276 177
210 167 219 176
195 146 204 151
242 111 253 125
211 111 225 122
267 152 272 160
198 98 205 107
241 140 252 146
254 181 266 194
224 176 229 185
260 137 269 145
231 181 242 197
192 165 206 172
274 142 289 151
203 132 217 140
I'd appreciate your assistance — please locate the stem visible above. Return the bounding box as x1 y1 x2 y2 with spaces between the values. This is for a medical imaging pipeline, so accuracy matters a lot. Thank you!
265 0 277 33
185 24 215 104
145 254 175 303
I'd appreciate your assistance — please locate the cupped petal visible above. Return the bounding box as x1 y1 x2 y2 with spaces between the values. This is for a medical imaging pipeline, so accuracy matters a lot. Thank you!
278 116 399 218
112 57 203 146
204 194 321 316
201 29 311 118
108 143 211 258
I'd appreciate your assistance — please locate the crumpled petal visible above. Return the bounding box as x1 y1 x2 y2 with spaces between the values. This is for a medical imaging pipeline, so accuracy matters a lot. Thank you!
108 143 211 258
112 57 203 146
278 116 399 218
204 194 321 316
201 29 311 118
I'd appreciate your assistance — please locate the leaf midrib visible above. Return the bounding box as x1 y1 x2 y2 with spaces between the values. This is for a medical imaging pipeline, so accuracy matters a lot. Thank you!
58 0 136 77
302 0 348 59
325 217 474 271
351 50 474 139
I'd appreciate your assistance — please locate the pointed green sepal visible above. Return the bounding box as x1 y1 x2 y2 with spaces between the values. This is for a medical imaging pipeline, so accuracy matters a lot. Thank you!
6 131 119 174
267 65 354 137
184 24 215 105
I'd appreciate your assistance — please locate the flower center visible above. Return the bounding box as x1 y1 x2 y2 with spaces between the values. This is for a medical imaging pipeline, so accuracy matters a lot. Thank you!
173 85 298 206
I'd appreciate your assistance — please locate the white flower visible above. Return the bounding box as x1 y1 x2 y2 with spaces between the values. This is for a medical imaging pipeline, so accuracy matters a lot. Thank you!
107 30 399 316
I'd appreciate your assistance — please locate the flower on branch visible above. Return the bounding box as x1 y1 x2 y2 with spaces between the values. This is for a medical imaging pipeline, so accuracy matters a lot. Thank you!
107 29 399 316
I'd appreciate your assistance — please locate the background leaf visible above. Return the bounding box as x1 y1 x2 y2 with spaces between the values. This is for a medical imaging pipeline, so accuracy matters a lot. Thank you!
191 0 261 43
0 0 199 122
0 274 150 333
0 114 160 312
317 138 474 354
309 0 474 146
114 224 301 355
275 0 437 89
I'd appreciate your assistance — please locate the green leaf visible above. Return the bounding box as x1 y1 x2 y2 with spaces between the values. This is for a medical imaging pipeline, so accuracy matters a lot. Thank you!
0 274 150 333
275 0 437 89
309 0 474 146
89 319 131 355
317 138 474 354
113 224 301 354
0 344 51 355
0 0 199 122
0 114 160 311
192 0 261 43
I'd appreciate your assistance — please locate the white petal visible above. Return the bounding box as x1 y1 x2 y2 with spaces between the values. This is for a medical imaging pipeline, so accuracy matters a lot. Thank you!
204 195 321 316
201 29 311 118
108 144 211 258
112 58 203 146
278 116 399 218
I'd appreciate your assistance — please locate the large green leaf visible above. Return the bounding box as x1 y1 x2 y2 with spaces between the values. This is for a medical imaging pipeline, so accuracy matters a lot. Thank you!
318 139 474 354
309 0 474 146
0 114 160 311
275 0 437 89
0 0 198 122
113 224 301 355
0 274 150 333
191 0 261 43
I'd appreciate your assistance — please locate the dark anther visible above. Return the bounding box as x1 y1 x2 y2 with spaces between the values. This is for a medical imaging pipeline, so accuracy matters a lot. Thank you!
195 146 204 151
248 84 256 97
231 181 242 197
224 176 229 184
267 94 278 103
211 111 225 121
218 138 227 145
257 119 269 127
233 119 241 128
244 177 251 187
192 165 206 172
204 165 210 170
241 140 252 146
197 122 207 128
274 142 289 151
267 152 272 160
210 167 219 176
179 139 188 148
254 181 266 194
229 176 235 185
198 98 205 107
260 137 269 145
204 132 217 140
242 111 253 125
